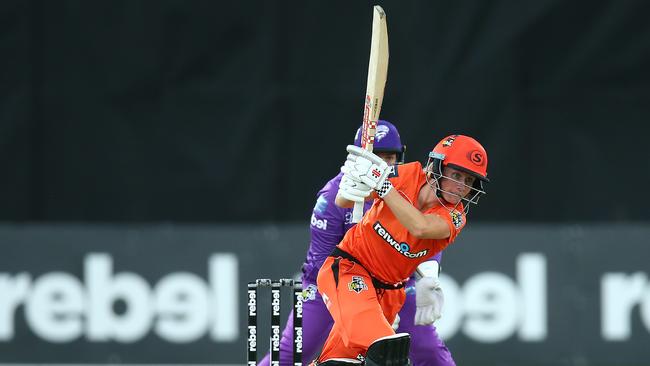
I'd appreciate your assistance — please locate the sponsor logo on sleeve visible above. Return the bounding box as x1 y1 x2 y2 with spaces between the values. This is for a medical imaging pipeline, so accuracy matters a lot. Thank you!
310 214 328 230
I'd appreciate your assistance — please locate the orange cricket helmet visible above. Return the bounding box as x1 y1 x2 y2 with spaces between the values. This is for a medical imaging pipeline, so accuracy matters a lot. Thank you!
426 134 489 209
431 135 489 181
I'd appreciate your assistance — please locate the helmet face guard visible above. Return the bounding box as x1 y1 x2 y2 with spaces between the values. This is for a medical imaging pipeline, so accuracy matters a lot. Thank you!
426 153 485 211
354 120 406 163
425 135 489 212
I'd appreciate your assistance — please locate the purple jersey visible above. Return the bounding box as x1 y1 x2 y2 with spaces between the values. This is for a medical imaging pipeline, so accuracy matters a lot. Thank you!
301 172 365 282
301 171 442 283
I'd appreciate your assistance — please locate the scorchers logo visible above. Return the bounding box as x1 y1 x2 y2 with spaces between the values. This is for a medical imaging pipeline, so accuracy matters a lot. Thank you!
442 135 457 147
373 221 428 258
450 210 464 229
348 276 368 293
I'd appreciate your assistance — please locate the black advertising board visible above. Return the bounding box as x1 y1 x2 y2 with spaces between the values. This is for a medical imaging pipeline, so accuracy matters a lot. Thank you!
0 224 648 365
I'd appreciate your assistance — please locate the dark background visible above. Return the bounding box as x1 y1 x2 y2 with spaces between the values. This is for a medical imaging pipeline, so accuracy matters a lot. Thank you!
2 0 649 223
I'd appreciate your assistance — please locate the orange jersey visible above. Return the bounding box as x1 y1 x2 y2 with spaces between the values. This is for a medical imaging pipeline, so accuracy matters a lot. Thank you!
338 162 466 284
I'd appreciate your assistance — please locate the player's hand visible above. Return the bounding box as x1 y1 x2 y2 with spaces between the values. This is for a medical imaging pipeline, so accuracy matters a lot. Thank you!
338 174 373 203
344 145 393 197
414 276 444 325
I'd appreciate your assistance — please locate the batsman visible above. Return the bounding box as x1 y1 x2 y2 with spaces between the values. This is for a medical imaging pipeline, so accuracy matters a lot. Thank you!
257 121 457 366
314 133 490 365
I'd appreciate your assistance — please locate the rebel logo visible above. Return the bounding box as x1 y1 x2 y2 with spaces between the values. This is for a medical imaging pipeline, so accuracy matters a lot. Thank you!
468 150 485 166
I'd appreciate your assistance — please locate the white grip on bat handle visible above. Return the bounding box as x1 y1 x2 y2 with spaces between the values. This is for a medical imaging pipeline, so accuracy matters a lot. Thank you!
352 201 364 223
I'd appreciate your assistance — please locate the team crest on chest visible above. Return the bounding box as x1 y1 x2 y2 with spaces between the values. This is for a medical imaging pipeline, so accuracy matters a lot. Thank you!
348 276 369 293
450 210 464 229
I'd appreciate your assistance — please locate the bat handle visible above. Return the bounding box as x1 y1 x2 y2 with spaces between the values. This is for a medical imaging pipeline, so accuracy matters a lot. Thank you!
352 201 364 223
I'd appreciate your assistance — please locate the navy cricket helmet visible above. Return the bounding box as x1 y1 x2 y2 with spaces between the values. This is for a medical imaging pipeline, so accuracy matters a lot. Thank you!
353 120 406 163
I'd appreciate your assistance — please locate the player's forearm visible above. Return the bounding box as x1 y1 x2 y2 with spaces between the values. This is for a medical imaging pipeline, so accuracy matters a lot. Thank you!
381 189 450 239
381 190 430 236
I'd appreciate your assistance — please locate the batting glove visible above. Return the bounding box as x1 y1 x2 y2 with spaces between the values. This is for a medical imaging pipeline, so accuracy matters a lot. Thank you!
344 145 393 198
338 173 373 203
414 261 443 325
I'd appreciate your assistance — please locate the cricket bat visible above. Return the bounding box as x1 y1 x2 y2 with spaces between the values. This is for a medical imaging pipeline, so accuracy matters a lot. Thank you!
352 5 389 223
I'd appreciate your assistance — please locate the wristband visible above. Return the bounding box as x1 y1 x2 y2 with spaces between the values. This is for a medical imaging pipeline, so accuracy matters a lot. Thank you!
376 180 393 198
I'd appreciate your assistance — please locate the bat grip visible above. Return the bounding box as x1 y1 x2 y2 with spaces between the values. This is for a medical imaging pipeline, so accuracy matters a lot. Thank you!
352 202 364 223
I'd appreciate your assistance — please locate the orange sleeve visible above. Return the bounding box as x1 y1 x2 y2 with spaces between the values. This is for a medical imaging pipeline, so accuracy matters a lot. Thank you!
429 207 466 250
442 207 467 243
386 162 422 192
443 212 460 243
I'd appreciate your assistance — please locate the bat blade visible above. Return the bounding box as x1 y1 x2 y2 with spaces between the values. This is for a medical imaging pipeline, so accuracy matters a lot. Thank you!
361 5 389 152
353 5 389 223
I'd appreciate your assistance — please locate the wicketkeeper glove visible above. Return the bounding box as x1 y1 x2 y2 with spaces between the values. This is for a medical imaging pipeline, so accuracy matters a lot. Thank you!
414 261 444 325
344 145 393 198
338 173 373 203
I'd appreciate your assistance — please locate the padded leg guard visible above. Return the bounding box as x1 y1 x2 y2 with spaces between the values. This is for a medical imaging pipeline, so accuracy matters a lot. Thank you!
364 333 411 366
